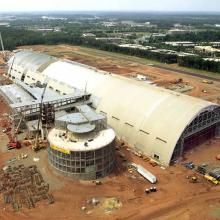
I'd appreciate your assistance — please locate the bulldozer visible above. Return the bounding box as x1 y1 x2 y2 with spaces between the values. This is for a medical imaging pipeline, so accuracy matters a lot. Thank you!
204 174 219 185
186 175 198 183
189 176 198 183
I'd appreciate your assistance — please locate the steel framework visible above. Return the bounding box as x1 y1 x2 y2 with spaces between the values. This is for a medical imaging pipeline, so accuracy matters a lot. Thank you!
171 105 220 163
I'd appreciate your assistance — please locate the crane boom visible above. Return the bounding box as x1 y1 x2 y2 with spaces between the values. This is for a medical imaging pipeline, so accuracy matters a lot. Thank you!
0 32 5 62
34 83 48 150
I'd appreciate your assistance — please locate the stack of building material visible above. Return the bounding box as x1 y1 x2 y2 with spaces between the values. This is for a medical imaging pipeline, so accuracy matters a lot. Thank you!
0 164 54 211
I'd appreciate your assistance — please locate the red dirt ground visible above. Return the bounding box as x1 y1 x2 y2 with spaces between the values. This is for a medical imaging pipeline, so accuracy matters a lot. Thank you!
0 47 220 220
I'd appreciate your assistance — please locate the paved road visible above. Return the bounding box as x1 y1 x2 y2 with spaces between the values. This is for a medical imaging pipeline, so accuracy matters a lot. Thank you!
153 64 220 82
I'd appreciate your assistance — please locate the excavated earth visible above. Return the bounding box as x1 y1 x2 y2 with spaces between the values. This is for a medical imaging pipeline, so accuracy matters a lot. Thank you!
0 46 220 220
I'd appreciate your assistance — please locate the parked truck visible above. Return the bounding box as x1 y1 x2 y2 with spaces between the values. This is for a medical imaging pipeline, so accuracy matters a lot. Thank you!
136 165 157 184
128 163 157 184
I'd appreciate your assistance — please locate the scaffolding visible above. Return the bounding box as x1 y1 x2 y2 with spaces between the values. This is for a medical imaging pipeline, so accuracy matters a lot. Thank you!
47 105 115 180
10 93 91 116
48 141 115 180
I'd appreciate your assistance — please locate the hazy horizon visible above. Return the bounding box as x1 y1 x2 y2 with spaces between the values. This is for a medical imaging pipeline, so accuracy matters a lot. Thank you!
0 10 220 14
0 0 219 13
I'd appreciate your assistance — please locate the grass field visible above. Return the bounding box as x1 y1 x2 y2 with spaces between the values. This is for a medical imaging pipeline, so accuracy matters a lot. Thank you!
69 46 220 80
20 44 220 80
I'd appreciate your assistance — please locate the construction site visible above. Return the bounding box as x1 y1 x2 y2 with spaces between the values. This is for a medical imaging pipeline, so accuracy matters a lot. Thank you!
0 43 220 220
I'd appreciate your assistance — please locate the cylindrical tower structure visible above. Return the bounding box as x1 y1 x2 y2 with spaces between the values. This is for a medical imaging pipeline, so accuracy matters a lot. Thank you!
47 105 115 180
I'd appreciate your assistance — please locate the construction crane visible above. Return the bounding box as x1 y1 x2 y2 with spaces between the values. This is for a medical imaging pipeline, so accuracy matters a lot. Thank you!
83 81 88 103
0 32 6 62
7 112 25 150
33 82 48 152
7 56 15 78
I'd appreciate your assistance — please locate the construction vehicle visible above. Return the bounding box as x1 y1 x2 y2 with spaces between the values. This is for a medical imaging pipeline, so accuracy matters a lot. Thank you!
7 140 21 150
209 168 220 180
32 139 48 152
22 139 32 146
143 156 150 162
92 180 102 185
202 80 213 84
183 161 195 170
2 127 11 133
186 175 198 183
149 160 158 167
128 168 133 173
7 112 24 150
191 176 198 183
145 188 150 194
190 176 198 183
204 174 219 185
196 165 207 175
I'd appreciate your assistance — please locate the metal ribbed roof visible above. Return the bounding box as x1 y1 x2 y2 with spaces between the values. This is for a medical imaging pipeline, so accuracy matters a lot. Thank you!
43 60 219 165
8 50 57 73
10 51 220 165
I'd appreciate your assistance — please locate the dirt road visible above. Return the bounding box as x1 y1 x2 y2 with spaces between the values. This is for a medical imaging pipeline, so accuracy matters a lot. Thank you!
153 64 220 82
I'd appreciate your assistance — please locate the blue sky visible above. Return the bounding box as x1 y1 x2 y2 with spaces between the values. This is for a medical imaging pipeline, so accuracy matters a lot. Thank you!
0 0 219 12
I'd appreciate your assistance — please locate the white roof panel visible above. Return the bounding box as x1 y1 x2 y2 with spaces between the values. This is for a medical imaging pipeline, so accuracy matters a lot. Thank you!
10 51 219 165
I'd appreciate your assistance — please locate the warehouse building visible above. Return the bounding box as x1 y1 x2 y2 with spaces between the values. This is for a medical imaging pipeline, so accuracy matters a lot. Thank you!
6 50 220 166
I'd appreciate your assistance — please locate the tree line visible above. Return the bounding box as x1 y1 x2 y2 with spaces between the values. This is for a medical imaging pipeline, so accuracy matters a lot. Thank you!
178 56 220 73
0 27 219 73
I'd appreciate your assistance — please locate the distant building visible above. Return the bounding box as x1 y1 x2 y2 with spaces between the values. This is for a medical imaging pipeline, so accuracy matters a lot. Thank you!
167 29 194 35
36 28 53 32
195 46 220 54
41 16 67 21
119 44 154 50
173 23 182 28
118 32 135 38
135 35 151 44
95 37 123 44
82 33 96 38
151 49 177 55
120 20 136 26
54 27 61 32
151 33 167 38
33 27 61 33
102 22 118 27
177 52 197 57
210 42 220 47
165 41 196 47
203 58 220 62
0 22 10 27
151 49 196 58
120 20 157 28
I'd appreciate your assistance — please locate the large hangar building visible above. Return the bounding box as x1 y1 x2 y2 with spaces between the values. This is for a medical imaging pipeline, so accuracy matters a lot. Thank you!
6 50 220 166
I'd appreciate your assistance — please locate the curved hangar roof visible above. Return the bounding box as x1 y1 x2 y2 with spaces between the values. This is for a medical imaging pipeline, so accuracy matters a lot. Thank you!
11 51 219 165
9 50 57 73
